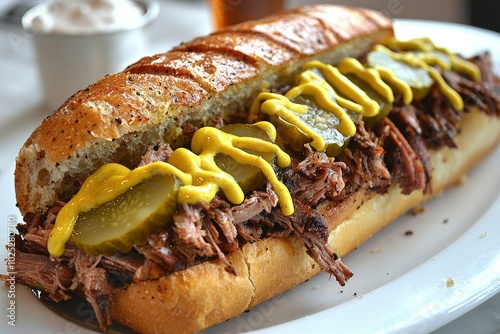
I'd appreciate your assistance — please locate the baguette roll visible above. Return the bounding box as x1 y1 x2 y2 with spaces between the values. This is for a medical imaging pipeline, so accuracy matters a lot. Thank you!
11 4 500 334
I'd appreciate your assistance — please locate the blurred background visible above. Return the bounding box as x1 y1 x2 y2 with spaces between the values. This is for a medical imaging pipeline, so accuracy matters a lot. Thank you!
285 0 499 32
0 0 499 32
1 0 498 114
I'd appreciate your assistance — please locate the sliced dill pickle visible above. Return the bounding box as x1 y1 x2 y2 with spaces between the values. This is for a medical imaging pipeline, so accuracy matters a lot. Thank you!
346 75 393 128
416 50 452 69
275 95 354 157
70 174 180 256
215 123 275 194
367 49 433 100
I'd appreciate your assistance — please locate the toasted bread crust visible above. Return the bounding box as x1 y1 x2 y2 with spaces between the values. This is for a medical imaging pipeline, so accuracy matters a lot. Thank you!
15 5 392 216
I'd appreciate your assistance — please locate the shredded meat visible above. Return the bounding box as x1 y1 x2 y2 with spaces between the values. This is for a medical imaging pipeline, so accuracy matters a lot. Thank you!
72 253 112 331
13 251 74 302
336 120 391 196
100 253 143 284
172 203 215 262
388 104 432 194
411 85 462 149
139 141 173 166
199 198 238 253
376 118 427 195
266 199 353 285
282 147 347 205
134 230 185 281
443 58 500 117
232 183 279 224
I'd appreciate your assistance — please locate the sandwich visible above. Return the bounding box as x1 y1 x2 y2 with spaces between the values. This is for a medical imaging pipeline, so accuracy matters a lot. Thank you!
8 4 500 334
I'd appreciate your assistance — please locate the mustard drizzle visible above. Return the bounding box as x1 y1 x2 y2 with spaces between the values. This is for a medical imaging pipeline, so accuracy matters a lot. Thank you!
303 60 380 117
372 45 464 110
337 57 395 103
371 66 414 105
382 37 481 82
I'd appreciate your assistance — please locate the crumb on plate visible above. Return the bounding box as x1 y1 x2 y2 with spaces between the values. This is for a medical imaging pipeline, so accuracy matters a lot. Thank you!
446 277 455 288
411 205 425 216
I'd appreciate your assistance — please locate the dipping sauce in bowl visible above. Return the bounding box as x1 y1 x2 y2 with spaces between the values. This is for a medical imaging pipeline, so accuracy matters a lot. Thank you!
22 0 159 112
29 0 147 34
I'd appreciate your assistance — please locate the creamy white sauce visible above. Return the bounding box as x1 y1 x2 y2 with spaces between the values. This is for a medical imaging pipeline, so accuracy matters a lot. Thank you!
30 0 145 34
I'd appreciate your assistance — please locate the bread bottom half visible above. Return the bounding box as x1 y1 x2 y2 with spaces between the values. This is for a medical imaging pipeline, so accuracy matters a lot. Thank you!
110 109 500 334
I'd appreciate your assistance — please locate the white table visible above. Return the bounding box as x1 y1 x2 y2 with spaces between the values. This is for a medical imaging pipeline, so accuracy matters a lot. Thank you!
0 1 498 333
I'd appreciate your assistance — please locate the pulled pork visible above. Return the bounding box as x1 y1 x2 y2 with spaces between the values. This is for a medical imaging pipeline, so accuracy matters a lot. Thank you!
11 53 500 331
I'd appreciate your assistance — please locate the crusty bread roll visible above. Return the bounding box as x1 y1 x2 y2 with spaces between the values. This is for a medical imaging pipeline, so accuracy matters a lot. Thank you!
11 4 500 334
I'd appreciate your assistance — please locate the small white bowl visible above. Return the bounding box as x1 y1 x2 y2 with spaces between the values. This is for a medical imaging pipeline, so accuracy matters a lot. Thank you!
22 0 159 112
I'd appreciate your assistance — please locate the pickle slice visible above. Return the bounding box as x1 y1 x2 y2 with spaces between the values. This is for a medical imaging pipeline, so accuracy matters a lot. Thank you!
346 75 393 128
367 49 433 100
275 95 354 157
215 123 275 194
70 174 180 256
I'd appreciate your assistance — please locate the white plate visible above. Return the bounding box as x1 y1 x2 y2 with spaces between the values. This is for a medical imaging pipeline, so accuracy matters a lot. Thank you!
0 20 499 334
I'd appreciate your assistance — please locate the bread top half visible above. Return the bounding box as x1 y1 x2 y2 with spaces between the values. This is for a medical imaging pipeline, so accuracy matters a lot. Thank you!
14 5 393 216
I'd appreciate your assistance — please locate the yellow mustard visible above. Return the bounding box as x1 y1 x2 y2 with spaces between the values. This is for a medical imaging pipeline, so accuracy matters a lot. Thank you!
249 90 353 152
289 70 364 114
382 37 481 82
248 61 376 152
48 122 292 257
302 60 380 117
372 45 464 110
337 57 395 103
248 57 412 152
371 66 414 105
